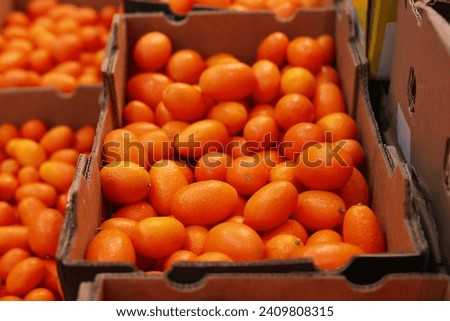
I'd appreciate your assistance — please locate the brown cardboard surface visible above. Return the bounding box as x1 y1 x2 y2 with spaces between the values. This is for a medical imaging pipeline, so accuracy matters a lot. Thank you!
77 272 450 301
58 0 430 301
387 0 450 272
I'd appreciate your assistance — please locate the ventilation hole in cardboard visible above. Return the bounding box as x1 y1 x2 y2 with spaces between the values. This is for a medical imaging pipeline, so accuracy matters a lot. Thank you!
407 66 416 117
444 138 450 192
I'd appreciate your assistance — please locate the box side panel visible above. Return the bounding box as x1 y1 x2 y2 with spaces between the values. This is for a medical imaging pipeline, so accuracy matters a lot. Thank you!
389 0 450 272
85 272 450 301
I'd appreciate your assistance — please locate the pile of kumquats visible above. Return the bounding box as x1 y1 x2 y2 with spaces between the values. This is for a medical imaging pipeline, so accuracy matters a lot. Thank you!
87 28 387 274
0 0 122 93
0 119 96 300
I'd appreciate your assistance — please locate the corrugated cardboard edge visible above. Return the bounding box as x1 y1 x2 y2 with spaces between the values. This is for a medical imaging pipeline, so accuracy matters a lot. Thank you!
77 272 450 300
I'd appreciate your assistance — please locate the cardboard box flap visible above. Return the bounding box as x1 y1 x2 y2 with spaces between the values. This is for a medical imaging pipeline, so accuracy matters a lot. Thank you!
78 272 450 301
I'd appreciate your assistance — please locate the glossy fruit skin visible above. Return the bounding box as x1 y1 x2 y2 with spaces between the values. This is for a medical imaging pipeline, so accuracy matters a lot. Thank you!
202 222 264 262
342 204 386 254
148 160 188 216
130 216 186 259
296 142 354 191
99 161 151 205
175 119 229 160
199 62 257 101
243 181 298 232
85 229 136 264
290 242 364 270
171 180 239 226
292 190 347 232
5 257 46 296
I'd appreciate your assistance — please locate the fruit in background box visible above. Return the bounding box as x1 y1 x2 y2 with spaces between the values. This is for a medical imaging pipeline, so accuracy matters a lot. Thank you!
0 226 29 254
39 160 76 193
290 242 364 270
342 204 386 253
20 119 47 142
99 161 151 204
171 180 239 226
8 139 46 167
27 208 63 257
296 142 353 190
0 0 121 92
226 155 270 196
17 197 47 226
5 257 45 296
131 216 186 259
133 31 173 72
24 287 56 301
0 248 31 281
199 62 257 101
15 182 57 207
0 172 18 202
243 181 298 231
86 228 136 264
292 190 346 232
202 222 264 261
0 202 15 226
0 118 94 300
40 125 75 155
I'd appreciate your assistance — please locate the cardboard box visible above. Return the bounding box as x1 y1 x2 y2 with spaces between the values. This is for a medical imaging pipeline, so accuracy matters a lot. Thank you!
0 0 122 103
55 0 435 301
77 272 450 300
381 0 450 274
